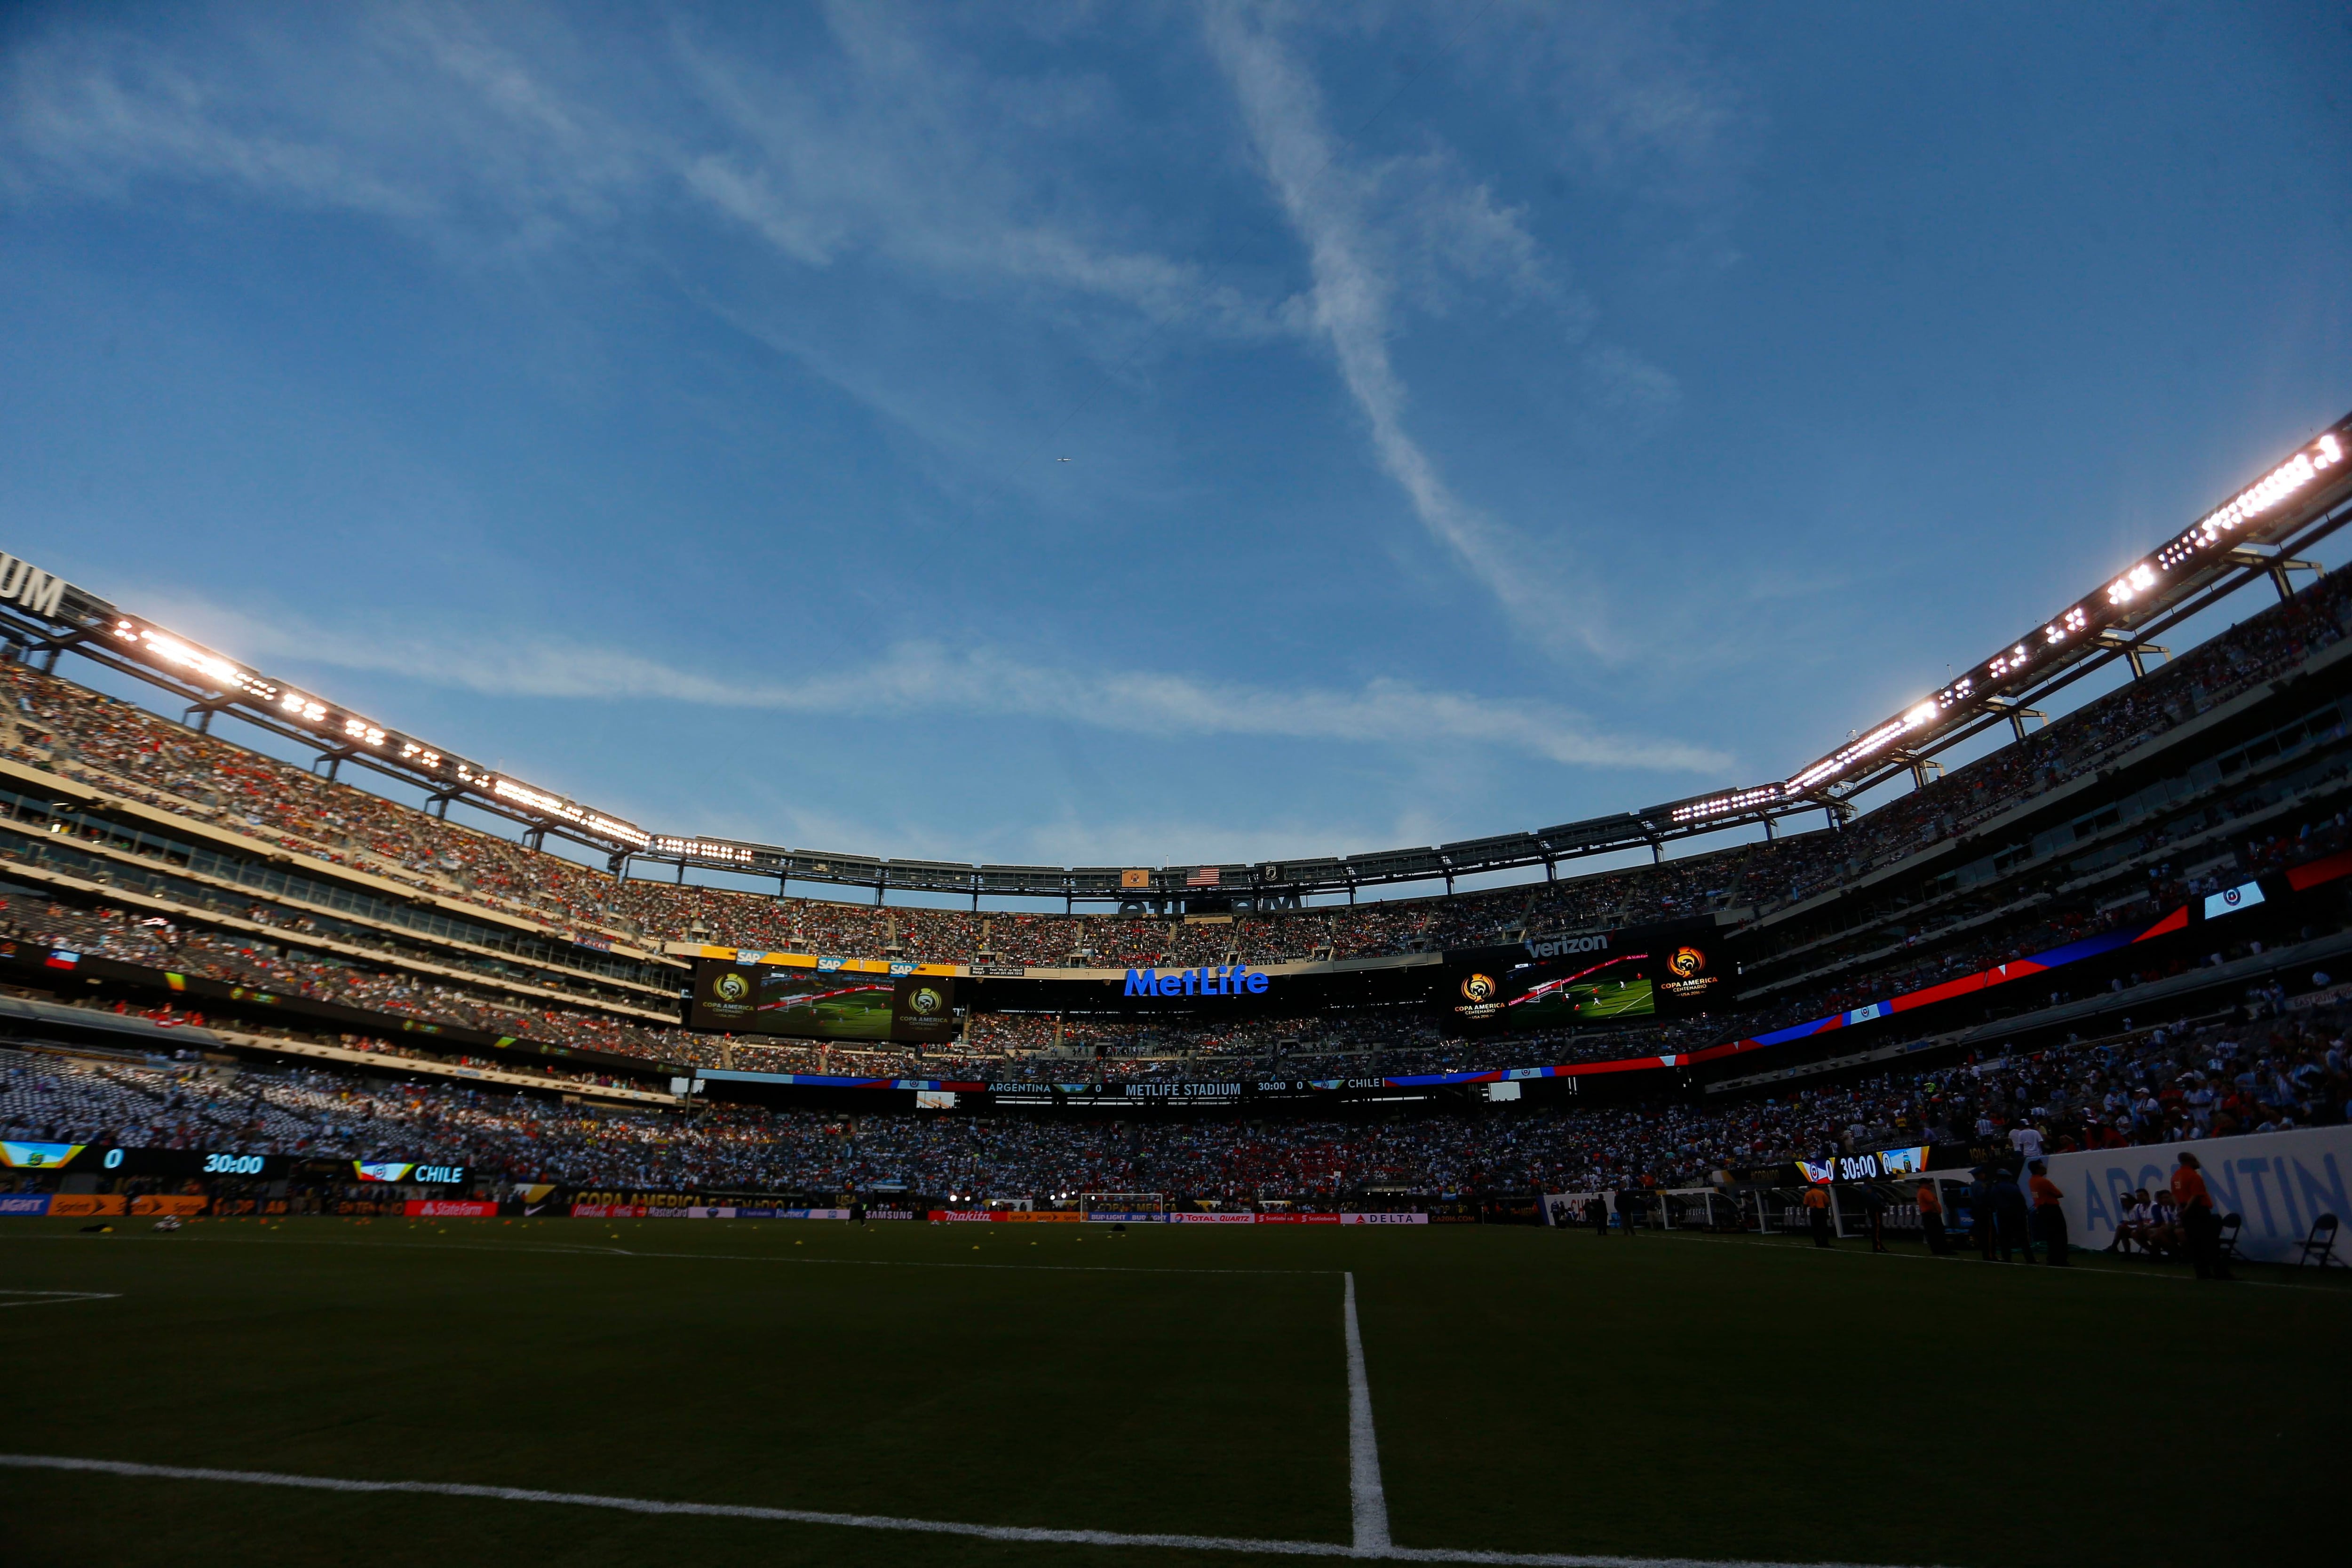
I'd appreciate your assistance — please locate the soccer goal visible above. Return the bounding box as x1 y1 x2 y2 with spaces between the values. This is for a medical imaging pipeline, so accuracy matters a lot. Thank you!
1081 1192 1166 1221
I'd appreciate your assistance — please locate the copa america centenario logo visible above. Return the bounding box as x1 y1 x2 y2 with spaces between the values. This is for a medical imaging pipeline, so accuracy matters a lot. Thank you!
1668 946 1707 980
1460 972 1495 1003
713 971 749 1004
908 986 944 1016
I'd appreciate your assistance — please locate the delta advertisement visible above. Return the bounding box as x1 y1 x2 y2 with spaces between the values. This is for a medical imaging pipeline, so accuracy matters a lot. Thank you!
691 958 958 1044
1442 919 1724 1034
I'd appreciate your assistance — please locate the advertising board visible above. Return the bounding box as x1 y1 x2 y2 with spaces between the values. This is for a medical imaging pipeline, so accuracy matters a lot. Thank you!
2044 1123 2351 1265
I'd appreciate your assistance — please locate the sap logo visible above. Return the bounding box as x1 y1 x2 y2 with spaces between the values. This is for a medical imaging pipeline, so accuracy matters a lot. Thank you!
1525 932 1610 960
0 553 68 620
1124 966 1270 998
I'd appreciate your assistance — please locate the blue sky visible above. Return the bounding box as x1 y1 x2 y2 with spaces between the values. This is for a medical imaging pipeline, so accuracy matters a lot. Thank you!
1 2 2347 894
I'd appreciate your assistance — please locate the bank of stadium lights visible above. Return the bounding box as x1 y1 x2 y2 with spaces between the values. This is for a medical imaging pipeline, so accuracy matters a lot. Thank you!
111 620 244 690
1771 425 2350 802
1668 783 1788 826
488 777 652 850
104 613 652 851
1785 714 1917 794
650 837 753 865
2161 432 2344 571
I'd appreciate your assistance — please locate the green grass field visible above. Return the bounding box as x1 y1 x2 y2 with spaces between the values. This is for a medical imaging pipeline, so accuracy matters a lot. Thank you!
2 1216 2343 1567
1572 977 1653 1019
762 981 896 1039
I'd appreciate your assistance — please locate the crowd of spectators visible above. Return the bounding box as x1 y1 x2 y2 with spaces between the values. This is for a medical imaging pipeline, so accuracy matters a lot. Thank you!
8 746 2352 1098
0 557 2345 1120
10 981 2342 1202
0 893 681 1063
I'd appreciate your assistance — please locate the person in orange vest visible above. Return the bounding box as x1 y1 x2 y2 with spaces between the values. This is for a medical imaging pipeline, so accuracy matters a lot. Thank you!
2170 1151 2232 1280
2026 1160 2069 1266
1916 1180 1949 1255
1802 1182 1833 1247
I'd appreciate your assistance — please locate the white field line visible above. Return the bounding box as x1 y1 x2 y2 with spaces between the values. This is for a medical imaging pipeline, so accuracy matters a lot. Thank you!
1343 1272 1391 1552
0 1289 119 1309
0 1453 1918 1568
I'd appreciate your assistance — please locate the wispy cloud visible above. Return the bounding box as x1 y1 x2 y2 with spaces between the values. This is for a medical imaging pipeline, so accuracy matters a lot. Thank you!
672 8 1278 340
0 6 1268 334
0 30 433 219
143 595 1730 776
1204 4 1610 660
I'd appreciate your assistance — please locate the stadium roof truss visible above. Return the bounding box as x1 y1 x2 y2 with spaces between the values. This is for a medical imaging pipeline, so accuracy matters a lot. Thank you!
0 413 2345 904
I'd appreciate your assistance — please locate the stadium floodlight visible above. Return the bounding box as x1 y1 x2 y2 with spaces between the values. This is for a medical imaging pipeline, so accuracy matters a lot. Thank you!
98 610 652 853
1780 422 2350 798
1666 782 1788 826
652 836 755 865
115 623 243 688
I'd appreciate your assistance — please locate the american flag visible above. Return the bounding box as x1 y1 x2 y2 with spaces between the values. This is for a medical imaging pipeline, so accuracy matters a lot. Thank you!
1186 866 1221 887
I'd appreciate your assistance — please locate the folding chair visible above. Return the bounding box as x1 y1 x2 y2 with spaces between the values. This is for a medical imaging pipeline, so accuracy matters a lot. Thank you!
2216 1212 2245 1265
2296 1213 2340 1268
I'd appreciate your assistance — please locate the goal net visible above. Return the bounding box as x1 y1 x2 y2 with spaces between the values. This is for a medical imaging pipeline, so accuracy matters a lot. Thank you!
1081 1192 1165 1218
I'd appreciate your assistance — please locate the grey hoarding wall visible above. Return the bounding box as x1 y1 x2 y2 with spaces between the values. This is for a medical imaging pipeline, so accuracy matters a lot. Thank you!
2043 1124 2351 1265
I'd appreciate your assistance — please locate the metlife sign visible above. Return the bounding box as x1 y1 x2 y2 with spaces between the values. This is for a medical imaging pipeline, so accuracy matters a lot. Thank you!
1123 965 1271 998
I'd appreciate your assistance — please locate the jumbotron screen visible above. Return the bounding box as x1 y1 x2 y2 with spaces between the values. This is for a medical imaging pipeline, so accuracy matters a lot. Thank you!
1446 952 1655 1032
1442 919 1723 1034
690 960 958 1044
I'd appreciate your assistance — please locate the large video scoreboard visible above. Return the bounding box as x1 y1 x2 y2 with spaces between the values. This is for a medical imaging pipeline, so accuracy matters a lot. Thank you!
1441 918 1725 1034
690 957 959 1044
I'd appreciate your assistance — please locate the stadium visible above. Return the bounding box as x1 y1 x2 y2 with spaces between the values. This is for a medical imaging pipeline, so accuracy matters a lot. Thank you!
2 413 2349 1566
4 12 2350 1567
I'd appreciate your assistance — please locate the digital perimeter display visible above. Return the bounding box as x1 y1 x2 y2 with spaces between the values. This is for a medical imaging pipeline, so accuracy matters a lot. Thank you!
691 959 957 1045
